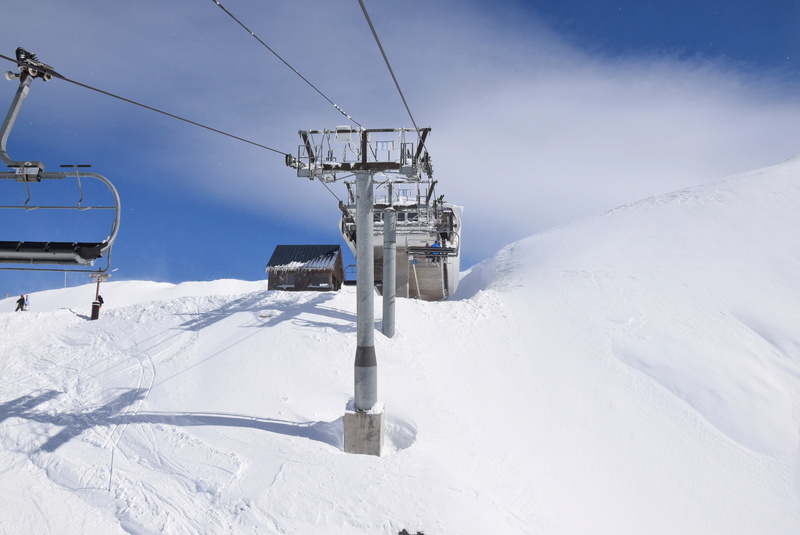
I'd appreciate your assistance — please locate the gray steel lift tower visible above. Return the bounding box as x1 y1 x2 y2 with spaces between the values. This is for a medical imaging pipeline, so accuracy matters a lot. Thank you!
288 126 432 455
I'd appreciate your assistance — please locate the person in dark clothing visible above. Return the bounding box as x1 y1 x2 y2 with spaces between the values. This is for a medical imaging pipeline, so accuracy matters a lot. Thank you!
97 295 104 307
15 295 25 311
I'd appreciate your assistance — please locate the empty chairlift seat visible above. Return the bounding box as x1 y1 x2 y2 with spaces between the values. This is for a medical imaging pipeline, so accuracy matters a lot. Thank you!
0 240 109 265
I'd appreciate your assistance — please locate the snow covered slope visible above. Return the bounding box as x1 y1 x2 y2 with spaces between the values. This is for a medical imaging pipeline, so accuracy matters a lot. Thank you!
1 157 799 534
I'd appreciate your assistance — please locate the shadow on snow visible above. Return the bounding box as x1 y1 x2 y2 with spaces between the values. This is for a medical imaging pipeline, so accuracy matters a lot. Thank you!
175 291 355 334
0 388 342 453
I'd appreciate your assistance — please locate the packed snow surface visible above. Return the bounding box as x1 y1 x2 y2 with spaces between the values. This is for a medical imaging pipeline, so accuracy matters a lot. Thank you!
2 158 800 534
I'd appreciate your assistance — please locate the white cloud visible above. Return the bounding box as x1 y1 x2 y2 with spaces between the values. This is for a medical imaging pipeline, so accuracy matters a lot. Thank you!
401 5 800 264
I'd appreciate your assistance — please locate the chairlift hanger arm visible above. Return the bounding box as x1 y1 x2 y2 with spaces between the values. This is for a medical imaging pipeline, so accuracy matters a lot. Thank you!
2 50 67 179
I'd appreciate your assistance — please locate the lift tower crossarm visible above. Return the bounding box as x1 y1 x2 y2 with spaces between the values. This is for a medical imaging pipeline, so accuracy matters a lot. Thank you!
288 127 432 182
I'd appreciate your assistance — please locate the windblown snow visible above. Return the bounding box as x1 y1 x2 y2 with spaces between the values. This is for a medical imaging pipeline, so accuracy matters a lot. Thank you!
2 157 800 534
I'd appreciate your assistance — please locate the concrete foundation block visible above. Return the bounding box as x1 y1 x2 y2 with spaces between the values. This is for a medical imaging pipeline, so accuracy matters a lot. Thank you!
343 401 385 456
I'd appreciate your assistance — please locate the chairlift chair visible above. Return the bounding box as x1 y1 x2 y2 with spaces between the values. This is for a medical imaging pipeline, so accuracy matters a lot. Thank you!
0 48 120 271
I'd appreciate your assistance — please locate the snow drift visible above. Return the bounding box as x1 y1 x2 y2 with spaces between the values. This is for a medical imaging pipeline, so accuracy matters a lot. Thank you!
1 157 800 534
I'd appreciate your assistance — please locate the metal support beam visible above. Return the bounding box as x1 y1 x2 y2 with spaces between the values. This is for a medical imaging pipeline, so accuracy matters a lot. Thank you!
382 207 396 338
1 72 42 170
354 169 377 411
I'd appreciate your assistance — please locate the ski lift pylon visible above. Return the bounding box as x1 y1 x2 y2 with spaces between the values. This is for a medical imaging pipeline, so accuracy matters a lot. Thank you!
0 48 120 271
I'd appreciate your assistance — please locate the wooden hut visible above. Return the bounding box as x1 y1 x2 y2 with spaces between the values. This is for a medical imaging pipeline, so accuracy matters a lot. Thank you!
266 245 344 291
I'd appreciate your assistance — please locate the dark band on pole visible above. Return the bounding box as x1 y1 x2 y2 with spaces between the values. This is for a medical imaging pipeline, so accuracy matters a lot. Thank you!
355 345 377 367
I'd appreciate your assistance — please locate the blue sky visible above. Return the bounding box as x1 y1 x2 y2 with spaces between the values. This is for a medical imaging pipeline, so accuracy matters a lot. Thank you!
527 1 800 69
2 0 800 297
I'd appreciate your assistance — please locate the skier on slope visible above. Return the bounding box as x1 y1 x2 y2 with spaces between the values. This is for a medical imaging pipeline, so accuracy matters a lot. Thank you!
15 295 26 311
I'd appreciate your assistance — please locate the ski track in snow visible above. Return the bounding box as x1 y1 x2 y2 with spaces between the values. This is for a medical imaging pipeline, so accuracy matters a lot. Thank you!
0 295 263 533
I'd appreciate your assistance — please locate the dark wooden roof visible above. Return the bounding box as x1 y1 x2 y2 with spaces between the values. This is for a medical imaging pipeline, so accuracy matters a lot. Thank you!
266 244 341 271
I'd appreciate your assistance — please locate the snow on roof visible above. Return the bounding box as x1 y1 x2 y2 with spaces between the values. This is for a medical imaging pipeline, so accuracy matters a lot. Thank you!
265 244 341 272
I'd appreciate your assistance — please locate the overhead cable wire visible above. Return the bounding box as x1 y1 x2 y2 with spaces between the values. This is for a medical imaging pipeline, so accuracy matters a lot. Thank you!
210 0 362 128
0 53 290 156
356 0 420 135
320 178 343 203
